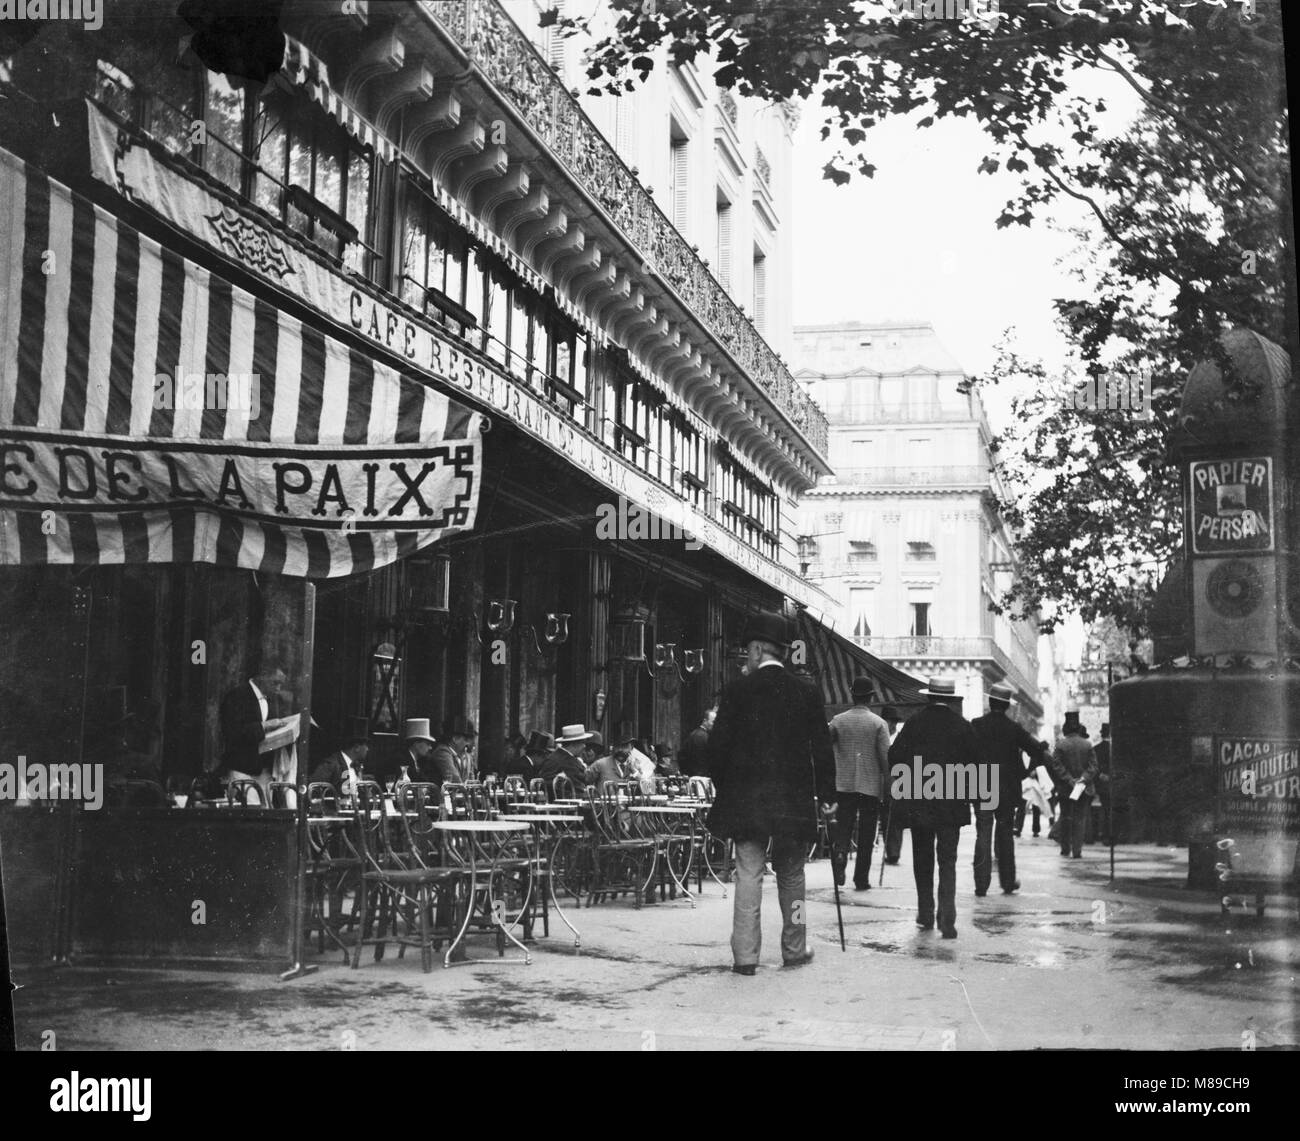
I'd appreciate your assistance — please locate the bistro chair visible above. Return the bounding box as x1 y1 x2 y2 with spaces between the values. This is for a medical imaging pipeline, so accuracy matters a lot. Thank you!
527 778 547 804
464 781 494 820
227 778 267 806
441 783 470 820
353 781 463 973
586 781 656 909
551 774 577 802
268 781 298 809
300 781 363 963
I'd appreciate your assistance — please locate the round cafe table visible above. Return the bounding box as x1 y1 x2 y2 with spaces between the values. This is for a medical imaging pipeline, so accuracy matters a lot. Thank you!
431 820 534 967
499 813 587 949
627 806 698 906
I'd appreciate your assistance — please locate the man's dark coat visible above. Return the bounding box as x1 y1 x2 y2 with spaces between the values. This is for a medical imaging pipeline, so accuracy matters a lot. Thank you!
706 664 835 844
970 709 1044 813
887 702 980 829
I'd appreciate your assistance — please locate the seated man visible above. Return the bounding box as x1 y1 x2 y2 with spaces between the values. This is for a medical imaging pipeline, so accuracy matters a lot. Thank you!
586 743 631 790
539 724 592 791
309 718 370 796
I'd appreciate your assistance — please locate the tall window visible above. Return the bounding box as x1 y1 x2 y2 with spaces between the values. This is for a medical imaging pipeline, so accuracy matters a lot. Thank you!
715 196 732 289
849 589 872 644
669 131 689 233
911 602 931 638
752 250 767 331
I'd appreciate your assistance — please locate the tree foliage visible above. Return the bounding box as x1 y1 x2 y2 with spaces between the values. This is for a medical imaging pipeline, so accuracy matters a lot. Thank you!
554 0 1293 637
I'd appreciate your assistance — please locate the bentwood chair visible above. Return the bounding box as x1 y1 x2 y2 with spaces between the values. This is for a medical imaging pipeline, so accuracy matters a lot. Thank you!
586 781 656 909
300 781 362 962
527 778 547 803
227 778 267 806
551 774 577 802
269 781 297 810
352 781 459 973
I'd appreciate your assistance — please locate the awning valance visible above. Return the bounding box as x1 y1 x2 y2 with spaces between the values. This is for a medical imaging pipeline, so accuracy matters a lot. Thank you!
795 610 926 713
0 145 479 578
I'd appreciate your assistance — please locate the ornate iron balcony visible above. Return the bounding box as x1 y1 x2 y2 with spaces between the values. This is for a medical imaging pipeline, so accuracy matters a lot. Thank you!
421 0 828 460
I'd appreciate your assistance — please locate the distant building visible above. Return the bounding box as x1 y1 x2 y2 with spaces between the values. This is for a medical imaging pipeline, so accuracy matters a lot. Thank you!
792 320 1043 729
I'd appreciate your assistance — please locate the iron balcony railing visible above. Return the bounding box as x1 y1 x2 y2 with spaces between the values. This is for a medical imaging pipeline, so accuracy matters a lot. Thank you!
825 465 990 487
859 635 1038 692
420 0 828 460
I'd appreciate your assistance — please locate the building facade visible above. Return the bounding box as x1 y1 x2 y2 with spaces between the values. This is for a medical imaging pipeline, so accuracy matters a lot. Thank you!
792 320 1043 729
0 0 834 785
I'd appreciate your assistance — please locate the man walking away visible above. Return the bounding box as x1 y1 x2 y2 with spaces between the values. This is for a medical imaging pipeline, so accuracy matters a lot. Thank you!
970 683 1046 896
708 611 836 975
680 707 716 778
828 677 892 891
887 678 978 939
1050 712 1098 859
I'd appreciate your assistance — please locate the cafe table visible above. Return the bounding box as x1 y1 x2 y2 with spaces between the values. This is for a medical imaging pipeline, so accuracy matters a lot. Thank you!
627 806 698 906
498 814 586 949
431 820 533 968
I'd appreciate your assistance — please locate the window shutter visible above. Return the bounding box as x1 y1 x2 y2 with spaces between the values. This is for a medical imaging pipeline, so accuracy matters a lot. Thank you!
716 201 732 289
671 139 689 232
752 253 767 331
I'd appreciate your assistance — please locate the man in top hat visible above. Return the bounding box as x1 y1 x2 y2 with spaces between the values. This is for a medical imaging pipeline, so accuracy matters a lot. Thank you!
827 676 893 891
970 683 1048 896
540 724 593 789
310 718 371 796
1049 712 1098 859
432 715 476 786
401 718 438 784
887 677 980 938
708 610 835 974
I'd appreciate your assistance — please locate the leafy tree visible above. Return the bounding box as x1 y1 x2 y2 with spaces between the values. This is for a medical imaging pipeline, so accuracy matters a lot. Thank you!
551 0 1293 637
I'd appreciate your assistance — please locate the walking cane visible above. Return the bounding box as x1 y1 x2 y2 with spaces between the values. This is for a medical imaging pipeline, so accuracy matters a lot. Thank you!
878 797 893 887
824 803 846 952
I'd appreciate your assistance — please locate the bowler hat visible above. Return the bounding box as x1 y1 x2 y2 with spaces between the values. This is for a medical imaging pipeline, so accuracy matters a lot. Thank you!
403 717 436 743
919 677 958 699
526 731 555 754
850 676 875 700
740 610 792 649
342 716 370 746
988 682 1015 706
880 705 900 722
443 714 477 740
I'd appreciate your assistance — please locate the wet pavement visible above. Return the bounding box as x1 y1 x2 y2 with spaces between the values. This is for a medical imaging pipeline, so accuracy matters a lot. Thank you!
11 836 1299 1050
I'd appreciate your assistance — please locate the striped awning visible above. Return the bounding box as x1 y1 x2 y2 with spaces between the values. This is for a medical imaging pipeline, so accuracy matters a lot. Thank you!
796 610 925 713
276 35 400 164
0 146 480 578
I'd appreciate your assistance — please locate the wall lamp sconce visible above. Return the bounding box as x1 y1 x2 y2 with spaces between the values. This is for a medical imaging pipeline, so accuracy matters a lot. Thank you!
473 599 517 643
647 644 705 680
528 612 571 655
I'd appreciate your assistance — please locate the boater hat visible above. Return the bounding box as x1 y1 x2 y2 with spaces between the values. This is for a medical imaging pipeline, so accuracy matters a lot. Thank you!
919 677 958 699
740 610 792 649
403 717 436 743
557 723 593 744
988 682 1015 706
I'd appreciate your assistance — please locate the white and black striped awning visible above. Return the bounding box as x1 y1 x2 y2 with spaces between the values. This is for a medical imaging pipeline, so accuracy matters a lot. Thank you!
0 145 480 577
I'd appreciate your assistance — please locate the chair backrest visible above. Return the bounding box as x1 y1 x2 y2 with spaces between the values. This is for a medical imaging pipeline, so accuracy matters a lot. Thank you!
595 781 632 842
687 776 713 803
441 782 470 820
551 773 576 802
527 777 546 803
464 781 493 820
350 780 390 872
503 775 525 795
268 781 298 810
227 778 266 806
306 782 340 816
396 782 443 868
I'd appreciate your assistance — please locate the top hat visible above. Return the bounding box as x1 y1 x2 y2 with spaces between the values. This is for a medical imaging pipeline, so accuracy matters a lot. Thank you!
403 717 436 743
1063 710 1082 728
342 716 370 746
850 676 875 700
557 723 593 745
740 610 792 649
919 677 958 699
988 682 1015 706
443 714 477 740
525 730 555 755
